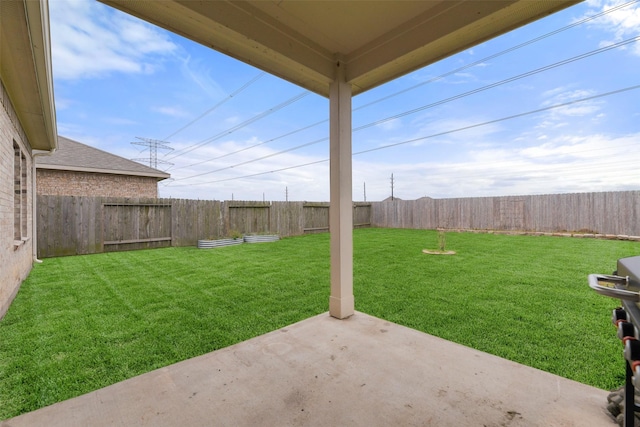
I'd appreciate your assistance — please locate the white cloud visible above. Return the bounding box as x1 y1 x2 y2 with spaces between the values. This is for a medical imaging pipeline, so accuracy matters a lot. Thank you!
225 116 242 125
54 97 72 110
160 133 640 201
179 56 227 100
351 132 640 200
50 0 178 80
583 0 640 56
134 117 640 202
454 72 474 79
376 118 402 131
539 87 603 122
161 137 330 201
541 88 595 103
152 106 189 118
409 114 503 147
442 72 479 85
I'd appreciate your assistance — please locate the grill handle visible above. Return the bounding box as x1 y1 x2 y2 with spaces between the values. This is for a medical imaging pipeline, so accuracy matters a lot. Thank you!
588 274 637 301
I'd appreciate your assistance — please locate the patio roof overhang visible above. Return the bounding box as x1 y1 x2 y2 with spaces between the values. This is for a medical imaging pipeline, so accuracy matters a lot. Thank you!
99 0 581 319
99 0 580 98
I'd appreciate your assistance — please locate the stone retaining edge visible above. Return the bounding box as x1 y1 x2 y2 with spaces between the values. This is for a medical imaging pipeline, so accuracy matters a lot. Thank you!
438 228 640 242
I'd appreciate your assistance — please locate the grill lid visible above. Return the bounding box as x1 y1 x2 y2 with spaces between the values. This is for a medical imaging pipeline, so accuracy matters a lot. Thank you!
618 256 640 290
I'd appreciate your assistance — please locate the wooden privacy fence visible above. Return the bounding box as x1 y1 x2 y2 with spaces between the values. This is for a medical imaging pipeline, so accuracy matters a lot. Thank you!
36 196 372 258
370 191 640 236
37 191 638 258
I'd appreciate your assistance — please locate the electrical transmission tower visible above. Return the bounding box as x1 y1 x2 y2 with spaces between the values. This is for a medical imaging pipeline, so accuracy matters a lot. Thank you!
131 137 173 170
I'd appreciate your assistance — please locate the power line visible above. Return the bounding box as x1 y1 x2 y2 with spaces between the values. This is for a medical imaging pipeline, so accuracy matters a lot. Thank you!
170 37 640 183
163 84 640 187
352 0 640 112
161 0 638 164
136 72 266 157
175 118 329 166
162 158 328 187
165 91 310 165
172 135 327 181
163 152 640 188
160 161 640 188
352 35 640 133
163 157 640 188
351 139 640 183
351 85 640 156
163 71 266 144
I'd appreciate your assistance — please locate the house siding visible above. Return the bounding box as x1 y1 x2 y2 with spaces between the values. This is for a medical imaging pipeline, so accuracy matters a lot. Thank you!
0 79 34 319
37 169 159 198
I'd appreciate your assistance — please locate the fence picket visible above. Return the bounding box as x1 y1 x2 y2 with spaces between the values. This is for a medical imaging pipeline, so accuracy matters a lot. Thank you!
36 191 639 258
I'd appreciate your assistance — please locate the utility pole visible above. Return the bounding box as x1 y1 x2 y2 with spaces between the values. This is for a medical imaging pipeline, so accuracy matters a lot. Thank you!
131 137 173 169
390 173 394 201
285 186 289 202
363 182 367 202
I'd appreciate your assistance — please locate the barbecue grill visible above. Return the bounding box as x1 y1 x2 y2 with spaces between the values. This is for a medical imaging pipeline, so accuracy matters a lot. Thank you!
590 255 640 427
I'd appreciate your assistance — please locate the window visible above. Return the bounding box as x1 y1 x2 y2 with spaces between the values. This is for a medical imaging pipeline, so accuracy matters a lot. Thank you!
13 141 27 242
21 151 27 238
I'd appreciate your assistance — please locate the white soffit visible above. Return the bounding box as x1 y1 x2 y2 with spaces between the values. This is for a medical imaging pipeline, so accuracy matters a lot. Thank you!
100 0 581 97
0 0 57 150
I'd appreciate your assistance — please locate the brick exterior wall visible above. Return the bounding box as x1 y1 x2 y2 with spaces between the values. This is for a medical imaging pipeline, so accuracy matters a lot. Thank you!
36 169 160 198
0 79 34 319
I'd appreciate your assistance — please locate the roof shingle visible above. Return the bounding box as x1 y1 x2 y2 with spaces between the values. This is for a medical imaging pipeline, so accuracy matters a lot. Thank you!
36 136 170 180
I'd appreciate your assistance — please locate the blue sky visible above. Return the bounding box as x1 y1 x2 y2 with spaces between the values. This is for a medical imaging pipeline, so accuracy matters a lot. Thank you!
50 0 640 202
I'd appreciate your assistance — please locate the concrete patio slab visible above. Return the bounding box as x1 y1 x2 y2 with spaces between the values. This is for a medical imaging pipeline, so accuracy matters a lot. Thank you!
2 312 615 426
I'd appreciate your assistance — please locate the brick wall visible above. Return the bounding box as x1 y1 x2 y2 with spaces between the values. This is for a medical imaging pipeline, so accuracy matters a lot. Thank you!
36 169 160 198
0 79 34 319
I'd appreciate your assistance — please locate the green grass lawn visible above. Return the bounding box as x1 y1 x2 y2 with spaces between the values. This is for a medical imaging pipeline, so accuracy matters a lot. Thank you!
1 228 638 420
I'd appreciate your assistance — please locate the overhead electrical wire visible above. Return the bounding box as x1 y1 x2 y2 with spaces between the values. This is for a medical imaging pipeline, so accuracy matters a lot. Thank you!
137 71 266 156
353 0 640 112
385 139 640 176
162 157 328 187
351 86 640 156
161 159 640 187
162 83 640 187
352 35 640 133
164 90 310 166
176 118 329 166
171 135 329 180
162 0 638 164
169 36 640 182
164 71 266 144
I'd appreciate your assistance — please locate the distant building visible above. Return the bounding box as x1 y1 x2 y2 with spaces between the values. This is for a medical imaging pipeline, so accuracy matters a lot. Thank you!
36 136 170 198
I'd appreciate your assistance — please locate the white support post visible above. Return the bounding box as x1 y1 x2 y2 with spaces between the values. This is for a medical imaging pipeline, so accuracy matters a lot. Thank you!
329 59 354 319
